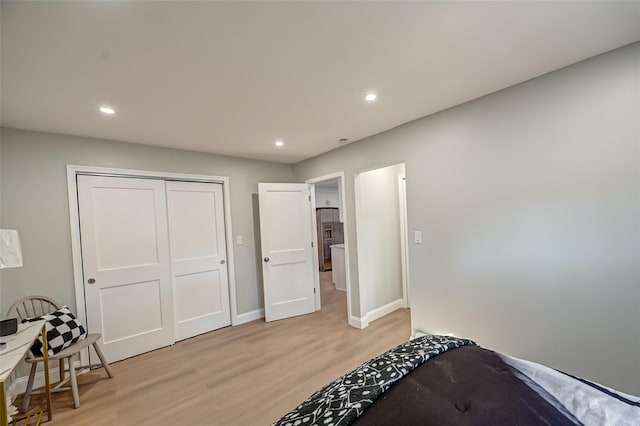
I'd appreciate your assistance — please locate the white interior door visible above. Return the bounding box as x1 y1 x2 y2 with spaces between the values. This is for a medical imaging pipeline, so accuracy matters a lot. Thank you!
77 175 174 363
258 183 315 322
166 181 230 341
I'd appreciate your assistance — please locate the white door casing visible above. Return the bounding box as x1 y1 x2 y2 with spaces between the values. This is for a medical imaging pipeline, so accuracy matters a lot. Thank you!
398 174 410 308
77 175 174 363
166 181 231 341
309 184 321 310
258 183 315 322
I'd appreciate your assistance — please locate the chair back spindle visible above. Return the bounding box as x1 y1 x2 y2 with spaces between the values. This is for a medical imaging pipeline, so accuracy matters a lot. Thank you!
8 296 60 321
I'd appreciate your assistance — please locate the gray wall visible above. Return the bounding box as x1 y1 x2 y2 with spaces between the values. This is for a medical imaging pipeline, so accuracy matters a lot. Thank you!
294 43 640 394
355 163 404 313
0 128 294 317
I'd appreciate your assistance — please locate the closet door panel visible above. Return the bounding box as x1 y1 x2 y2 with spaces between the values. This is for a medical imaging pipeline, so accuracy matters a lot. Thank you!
77 175 174 363
166 181 231 341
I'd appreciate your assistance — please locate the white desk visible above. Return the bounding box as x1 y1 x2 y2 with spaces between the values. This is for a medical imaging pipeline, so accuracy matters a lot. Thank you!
0 321 52 425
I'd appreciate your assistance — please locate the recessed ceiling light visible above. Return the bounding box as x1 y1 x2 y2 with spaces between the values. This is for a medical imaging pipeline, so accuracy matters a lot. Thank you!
339 138 349 145
365 93 377 101
275 140 284 147
99 106 115 115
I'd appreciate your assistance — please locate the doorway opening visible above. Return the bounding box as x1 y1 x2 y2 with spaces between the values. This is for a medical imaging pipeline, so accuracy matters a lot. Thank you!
314 179 343 273
306 172 355 327
354 162 409 325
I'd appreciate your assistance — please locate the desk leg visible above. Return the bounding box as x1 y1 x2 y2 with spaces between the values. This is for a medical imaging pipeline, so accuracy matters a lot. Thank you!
1 379 7 426
41 325 52 422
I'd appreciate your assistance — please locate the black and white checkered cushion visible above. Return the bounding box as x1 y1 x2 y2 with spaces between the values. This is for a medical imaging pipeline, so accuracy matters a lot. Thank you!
22 306 87 357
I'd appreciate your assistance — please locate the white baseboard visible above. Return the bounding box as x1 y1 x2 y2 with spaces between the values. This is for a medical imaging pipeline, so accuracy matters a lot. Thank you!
365 298 404 324
348 315 368 329
6 360 83 396
8 370 54 397
410 331 430 340
235 308 265 325
348 299 403 330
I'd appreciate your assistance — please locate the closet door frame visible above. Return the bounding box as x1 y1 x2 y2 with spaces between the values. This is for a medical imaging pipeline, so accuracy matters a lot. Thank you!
66 165 238 366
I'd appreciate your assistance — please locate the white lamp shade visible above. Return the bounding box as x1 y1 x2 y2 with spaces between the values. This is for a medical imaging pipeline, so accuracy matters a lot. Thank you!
0 229 23 269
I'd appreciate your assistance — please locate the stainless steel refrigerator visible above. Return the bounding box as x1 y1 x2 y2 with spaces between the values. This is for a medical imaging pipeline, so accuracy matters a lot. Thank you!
316 208 344 271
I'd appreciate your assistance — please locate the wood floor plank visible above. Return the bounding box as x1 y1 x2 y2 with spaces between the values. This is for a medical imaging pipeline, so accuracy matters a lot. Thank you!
24 273 410 425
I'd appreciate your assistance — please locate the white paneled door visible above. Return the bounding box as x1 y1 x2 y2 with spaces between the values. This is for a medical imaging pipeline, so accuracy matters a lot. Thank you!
77 175 174 363
78 176 231 363
166 181 230 341
258 183 315 322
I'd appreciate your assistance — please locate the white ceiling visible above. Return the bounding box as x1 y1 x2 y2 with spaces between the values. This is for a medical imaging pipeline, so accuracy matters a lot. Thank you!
2 1 639 164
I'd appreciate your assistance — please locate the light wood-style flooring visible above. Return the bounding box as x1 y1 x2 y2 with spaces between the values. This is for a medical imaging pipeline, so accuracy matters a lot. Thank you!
25 273 410 425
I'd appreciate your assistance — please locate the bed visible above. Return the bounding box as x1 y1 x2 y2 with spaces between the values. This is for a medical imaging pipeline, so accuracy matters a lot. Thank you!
273 335 640 426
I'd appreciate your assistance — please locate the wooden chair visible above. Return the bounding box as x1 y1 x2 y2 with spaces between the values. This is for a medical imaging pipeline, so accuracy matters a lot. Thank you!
6 296 113 410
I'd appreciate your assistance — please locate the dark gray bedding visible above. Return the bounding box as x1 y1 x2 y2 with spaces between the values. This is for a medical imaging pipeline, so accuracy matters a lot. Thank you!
273 334 640 426
353 345 578 425
273 335 477 426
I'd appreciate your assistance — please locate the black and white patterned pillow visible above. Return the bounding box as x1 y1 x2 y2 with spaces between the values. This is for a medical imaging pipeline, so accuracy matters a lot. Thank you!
22 306 87 357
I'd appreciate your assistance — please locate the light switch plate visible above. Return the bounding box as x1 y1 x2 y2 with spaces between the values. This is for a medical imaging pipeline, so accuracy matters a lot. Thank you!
236 235 243 245
414 230 423 244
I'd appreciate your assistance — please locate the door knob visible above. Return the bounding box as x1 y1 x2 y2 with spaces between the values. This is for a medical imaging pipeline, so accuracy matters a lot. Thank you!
87 278 96 284
220 259 226 265
264 257 270 262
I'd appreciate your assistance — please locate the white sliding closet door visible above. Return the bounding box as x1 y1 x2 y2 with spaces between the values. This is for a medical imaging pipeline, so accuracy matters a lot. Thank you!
166 181 231 341
77 175 174 363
